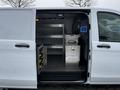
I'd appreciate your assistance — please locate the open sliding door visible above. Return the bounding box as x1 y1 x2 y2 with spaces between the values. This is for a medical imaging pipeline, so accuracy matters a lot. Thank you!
0 9 37 88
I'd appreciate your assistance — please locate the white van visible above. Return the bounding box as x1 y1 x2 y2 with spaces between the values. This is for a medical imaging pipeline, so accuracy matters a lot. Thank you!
0 8 120 89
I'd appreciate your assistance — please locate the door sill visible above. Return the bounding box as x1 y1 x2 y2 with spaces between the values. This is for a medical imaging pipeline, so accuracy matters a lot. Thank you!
39 80 85 84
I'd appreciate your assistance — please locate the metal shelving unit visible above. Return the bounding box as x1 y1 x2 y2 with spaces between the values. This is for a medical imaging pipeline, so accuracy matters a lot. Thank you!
38 35 63 39
37 22 65 67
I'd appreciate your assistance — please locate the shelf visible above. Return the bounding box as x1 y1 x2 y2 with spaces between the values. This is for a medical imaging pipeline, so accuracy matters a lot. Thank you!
39 24 64 28
47 48 63 55
38 35 64 38
47 52 63 55
47 45 63 49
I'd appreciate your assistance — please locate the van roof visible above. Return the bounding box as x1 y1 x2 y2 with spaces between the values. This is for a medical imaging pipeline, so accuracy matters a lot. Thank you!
0 7 119 13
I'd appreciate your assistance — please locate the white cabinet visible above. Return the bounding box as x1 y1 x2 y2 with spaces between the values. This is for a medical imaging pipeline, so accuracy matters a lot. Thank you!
66 46 80 66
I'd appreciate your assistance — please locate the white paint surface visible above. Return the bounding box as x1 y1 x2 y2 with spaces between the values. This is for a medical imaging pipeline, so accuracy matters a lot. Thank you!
0 9 37 88
94 0 120 11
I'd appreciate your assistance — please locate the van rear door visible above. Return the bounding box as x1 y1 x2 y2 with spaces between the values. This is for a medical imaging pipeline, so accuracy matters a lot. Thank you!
90 9 120 84
0 9 37 88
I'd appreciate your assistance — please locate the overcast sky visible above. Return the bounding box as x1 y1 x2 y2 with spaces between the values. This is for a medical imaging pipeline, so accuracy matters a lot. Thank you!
0 0 120 11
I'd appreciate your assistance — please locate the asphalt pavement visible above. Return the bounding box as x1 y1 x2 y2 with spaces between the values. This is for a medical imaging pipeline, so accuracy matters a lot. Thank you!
7 85 120 90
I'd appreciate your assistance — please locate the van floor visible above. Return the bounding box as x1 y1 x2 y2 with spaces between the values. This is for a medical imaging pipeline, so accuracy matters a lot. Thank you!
42 66 85 72
38 65 86 82
38 56 86 81
38 71 86 81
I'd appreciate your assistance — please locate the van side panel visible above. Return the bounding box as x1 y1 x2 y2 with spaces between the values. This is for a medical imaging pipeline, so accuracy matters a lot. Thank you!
0 9 37 88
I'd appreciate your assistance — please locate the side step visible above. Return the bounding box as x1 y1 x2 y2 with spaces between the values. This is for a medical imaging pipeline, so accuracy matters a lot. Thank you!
38 71 86 81
39 80 85 84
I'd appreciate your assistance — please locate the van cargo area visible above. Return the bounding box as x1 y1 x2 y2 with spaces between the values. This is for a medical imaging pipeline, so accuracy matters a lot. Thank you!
36 9 90 83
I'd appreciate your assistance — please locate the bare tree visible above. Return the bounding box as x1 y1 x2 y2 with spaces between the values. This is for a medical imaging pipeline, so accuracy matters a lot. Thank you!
0 0 35 8
64 0 96 7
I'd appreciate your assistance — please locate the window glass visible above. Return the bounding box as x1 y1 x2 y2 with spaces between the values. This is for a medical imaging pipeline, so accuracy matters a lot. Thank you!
98 12 120 42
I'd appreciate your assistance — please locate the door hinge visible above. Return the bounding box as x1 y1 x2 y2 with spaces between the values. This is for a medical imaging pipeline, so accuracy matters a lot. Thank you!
87 72 90 77
88 24 91 30
89 49 90 52
88 55 91 60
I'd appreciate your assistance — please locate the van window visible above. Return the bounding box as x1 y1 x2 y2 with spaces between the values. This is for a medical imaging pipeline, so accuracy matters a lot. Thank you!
98 12 120 42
